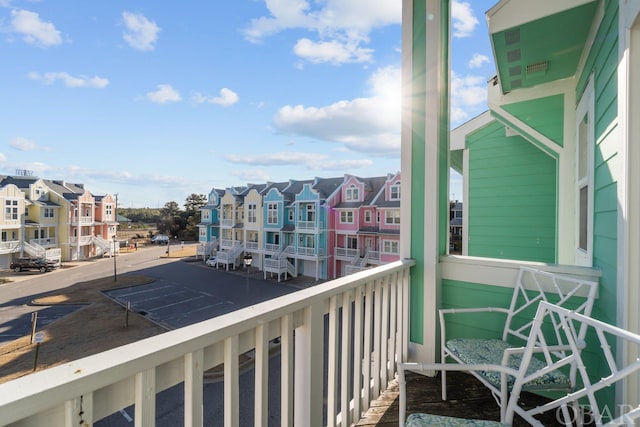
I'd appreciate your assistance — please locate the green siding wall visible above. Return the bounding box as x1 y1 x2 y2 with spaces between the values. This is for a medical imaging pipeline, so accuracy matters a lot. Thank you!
502 95 565 148
578 0 618 329
467 121 557 262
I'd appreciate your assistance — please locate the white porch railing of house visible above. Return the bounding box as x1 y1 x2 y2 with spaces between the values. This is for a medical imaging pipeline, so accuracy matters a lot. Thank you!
72 216 93 225
0 259 414 427
22 241 46 258
69 236 93 245
45 247 62 264
296 246 325 257
220 218 234 228
245 241 260 251
335 247 359 260
220 238 241 249
263 242 281 253
30 237 58 247
297 220 323 230
0 240 21 254
367 250 381 264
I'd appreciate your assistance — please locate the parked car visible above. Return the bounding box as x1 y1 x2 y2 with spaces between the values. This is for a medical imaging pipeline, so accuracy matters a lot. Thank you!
10 257 57 273
205 256 217 267
151 235 169 245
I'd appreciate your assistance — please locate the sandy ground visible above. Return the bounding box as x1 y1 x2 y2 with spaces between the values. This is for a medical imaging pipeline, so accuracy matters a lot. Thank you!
0 246 196 384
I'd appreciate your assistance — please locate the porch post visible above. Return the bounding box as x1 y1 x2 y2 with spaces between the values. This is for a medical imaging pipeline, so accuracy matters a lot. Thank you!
619 0 640 409
401 0 450 362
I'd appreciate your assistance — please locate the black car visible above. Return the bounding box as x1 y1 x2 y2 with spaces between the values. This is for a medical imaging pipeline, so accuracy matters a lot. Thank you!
10 257 57 273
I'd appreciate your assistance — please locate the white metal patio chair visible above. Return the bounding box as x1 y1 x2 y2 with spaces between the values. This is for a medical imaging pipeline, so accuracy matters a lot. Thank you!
439 266 598 421
399 301 640 426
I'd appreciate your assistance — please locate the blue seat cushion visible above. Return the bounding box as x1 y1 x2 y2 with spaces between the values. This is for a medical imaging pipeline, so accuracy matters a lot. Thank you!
446 338 570 390
406 413 502 426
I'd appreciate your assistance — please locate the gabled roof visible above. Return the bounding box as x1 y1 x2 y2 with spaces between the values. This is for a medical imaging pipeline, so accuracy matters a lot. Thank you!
0 176 40 189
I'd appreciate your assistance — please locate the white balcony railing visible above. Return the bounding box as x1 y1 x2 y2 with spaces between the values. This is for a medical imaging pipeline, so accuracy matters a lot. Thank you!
30 237 58 247
0 259 414 427
335 247 359 259
72 216 93 225
220 219 234 228
69 236 93 245
297 220 323 230
263 242 281 253
245 241 260 251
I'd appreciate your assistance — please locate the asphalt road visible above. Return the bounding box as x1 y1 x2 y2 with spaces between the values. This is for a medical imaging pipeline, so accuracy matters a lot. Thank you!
0 244 306 426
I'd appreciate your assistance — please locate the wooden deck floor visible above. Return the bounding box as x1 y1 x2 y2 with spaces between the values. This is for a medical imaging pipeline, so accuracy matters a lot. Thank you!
356 371 566 426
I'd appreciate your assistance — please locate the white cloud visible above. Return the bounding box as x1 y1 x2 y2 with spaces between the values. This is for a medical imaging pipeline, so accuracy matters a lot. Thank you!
146 84 181 104
468 53 490 69
192 88 239 107
224 151 372 171
293 38 372 64
243 0 399 65
451 1 479 38
450 72 488 125
272 65 400 154
10 9 62 47
122 11 160 51
28 71 109 88
10 136 50 152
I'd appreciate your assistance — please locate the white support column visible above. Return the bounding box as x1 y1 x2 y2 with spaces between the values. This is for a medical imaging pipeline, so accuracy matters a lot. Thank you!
64 393 93 427
294 301 324 426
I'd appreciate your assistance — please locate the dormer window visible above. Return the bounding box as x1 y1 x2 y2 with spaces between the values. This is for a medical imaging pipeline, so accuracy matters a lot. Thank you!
390 182 401 200
345 185 359 201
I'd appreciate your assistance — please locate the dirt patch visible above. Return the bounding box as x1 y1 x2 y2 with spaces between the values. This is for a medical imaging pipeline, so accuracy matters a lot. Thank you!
0 275 167 384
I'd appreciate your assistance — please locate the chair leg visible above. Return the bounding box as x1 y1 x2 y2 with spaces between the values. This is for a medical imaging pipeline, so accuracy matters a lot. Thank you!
441 349 447 400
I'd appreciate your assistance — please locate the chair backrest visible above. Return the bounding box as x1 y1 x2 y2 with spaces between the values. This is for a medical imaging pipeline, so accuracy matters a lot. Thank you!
502 267 598 344
505 301 640 426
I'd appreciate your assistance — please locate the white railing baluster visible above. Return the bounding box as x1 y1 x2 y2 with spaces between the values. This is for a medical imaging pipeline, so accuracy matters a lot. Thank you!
380 274 390 388
327 295 339 427
352 286 364 421
340 290 353 426
64 393 93 427
185 350 204 427
362 280 374 412
135 368 156 427
388 271 398 380
224 337 239 427
294 301 324 427
280 314 294 427
254 324 269 427
372 278 382 398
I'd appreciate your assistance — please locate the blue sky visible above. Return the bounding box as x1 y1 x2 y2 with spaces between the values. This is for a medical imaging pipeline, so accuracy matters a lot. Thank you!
0 0 496 208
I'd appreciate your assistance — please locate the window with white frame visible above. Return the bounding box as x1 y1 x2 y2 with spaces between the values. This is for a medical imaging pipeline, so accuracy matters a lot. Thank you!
267 203 278 225
347 235 357 249
202 210 210 221
345 184 359 201
5 200 18 220
199 228 206 238
340 210 354 224
382 240 399 254
575 77 594 266
384 209 400 225
106 204 112 217
390 182 401 200
364 210 372 223
44 208 54 218
247 203 257 223
305 204 315 221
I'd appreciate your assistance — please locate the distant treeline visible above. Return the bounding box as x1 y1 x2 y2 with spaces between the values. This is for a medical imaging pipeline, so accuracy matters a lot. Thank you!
119 193 207 241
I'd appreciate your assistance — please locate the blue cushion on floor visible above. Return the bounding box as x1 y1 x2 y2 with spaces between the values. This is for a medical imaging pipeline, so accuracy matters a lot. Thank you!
446 338 569 389
406 413 503 426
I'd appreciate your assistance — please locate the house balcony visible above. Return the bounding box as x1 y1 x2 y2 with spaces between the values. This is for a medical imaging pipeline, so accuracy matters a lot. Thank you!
335 247 359 261
220 218 234 228
219 238 242 249
0 260 414 426
0 240 20 254
293 246 325 259
69 236 93 246
263 242 282 254
71 216 93 226
297 220 323 230
30 237 58 247
244 240 260 251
